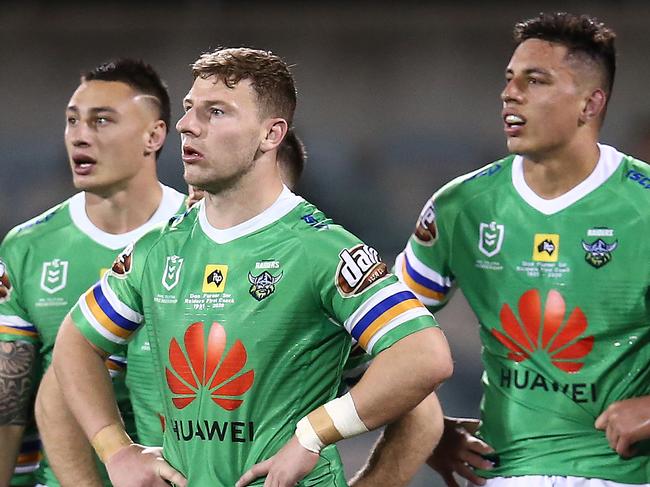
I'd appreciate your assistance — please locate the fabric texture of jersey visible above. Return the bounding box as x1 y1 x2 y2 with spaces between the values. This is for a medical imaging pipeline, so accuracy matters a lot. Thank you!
395 144 650 484
71 186 438 486
0 184 185 485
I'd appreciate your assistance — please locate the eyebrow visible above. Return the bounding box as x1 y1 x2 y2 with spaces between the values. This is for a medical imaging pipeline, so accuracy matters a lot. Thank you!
66 106 119 114
506 67 552 77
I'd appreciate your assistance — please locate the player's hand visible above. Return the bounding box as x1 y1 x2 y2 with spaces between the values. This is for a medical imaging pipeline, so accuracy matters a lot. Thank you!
595 396 650 458
186 185 205 207
426 418 495 487
236 435 319 487
105 444 187 487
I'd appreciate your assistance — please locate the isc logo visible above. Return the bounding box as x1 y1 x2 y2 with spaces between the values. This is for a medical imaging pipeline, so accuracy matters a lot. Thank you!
336 244 388 297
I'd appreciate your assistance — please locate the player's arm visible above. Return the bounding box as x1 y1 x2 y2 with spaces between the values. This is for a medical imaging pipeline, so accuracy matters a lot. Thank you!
35 366 103 486
237 327 453 487
595 395 650 458
0 340 36 486
52 314 186 487
348 392 444 487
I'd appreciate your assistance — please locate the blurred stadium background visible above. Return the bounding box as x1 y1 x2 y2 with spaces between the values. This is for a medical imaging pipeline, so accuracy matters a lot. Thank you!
1 1 649 485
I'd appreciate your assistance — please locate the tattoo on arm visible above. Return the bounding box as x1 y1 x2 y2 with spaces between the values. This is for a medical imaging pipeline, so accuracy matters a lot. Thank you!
0 341 36 426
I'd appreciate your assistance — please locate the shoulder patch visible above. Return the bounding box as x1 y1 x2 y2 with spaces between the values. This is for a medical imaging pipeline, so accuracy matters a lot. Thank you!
463 163 502 183
110 242 134 278
624 168 650 190
0 260 12 302
336 244 388 297
413 200 438 246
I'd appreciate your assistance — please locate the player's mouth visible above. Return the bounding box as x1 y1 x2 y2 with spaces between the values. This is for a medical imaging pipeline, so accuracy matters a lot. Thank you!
503 112 526 137
71 155 97 175
182 145 204 163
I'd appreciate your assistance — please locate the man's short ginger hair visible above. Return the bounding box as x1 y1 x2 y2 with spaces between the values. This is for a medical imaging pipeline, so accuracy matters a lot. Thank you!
192 47 297 125
514 12 616 98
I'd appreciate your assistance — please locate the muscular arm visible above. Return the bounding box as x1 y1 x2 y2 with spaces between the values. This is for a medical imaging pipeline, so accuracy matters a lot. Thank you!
35 367 103 487
0 340 36 487
349 392 444 487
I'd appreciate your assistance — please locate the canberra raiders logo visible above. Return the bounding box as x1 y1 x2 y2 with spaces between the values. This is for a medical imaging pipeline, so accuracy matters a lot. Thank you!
248 270 283 301
581 239 618 268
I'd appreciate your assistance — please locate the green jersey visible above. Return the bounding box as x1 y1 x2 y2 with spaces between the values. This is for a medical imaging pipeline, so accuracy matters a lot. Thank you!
396 144 650 484
71 187 438 486
0 185 185 486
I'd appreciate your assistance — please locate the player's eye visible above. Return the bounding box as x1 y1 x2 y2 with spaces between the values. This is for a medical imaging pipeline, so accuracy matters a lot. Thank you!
210 107 224 117
95 117 110 126
66 117 77 125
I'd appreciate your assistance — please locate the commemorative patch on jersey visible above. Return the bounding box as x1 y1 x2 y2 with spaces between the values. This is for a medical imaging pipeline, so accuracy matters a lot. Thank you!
532 234 559 262
478 221 505 257
203 265 228 293
413 200 438 246
0 259 13 302
40 259 69 294
336 244 388 297
248 270 283 301
162 256 184 291
110 243 134 278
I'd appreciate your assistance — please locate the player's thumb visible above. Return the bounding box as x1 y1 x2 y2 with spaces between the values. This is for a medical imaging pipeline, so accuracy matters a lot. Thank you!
236 458 273 487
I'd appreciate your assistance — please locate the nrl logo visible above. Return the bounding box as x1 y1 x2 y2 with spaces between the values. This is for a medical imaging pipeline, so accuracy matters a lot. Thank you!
478 222 505 257
413 200 438 246
248 270 283 301
0 260 12 302
162 256 184 291
336 244 388 297
581 239 618 269
40 259 69 294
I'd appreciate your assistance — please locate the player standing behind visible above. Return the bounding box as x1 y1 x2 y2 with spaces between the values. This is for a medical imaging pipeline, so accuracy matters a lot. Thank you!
51 47 453 487
0 59 185 486
391 11 650 487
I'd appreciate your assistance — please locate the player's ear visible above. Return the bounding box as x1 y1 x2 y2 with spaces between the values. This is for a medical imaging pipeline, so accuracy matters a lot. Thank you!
144 120 167 156
259 119 287 153
579 89 606 126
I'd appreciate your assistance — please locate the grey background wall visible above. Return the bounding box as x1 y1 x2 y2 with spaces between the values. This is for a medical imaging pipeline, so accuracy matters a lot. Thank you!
2 1 648 485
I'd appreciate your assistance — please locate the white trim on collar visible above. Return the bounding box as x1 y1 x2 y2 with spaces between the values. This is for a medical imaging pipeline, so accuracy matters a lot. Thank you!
199 185 304 244
511 144 623 215
69 184 185 250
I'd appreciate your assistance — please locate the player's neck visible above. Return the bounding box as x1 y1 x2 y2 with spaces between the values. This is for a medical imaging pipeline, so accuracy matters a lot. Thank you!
203 166 284 230
83 170 163 235
521 140 600 199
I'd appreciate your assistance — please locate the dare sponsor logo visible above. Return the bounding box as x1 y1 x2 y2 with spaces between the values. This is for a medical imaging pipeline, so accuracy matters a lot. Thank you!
166 321 254 411
532 234 559 262
111 243 134 277
336 244 388 297
413 200 438 246
0 260 12 302
491 289 593 373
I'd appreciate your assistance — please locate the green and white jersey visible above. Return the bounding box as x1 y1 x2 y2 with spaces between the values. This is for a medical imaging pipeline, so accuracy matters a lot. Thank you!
71 187 438 486
395 144 650 484
0 184 184 486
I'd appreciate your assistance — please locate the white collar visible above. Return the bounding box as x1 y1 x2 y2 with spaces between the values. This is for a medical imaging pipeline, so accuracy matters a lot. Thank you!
69 184 185 250
199 185 303 244
511 143 623 215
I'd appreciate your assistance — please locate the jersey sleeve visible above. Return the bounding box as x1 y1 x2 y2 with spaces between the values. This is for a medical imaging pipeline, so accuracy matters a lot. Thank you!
0 235 40 344
70 240 146 355
307 227 438 357
394 188 457 312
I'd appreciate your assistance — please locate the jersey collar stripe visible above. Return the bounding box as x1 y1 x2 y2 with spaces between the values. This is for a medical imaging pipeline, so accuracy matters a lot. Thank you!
343 282 409 333
100 277 143 323
511 143 623 215
83 287 132 340
357 298 424 350
198 185 304 244
402 253 450 296
405 243 453 288
0 314 37 330
91 285 139 331
78 293 127 345
351 290 419 341
365 307 432 354
0 325 38 338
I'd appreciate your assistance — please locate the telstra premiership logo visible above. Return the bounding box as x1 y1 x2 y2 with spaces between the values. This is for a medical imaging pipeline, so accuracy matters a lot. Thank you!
491 289 593 373
166 322 254 410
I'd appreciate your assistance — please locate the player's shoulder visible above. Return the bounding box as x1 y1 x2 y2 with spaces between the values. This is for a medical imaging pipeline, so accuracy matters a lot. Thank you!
135 203 199 253
616 152 650 198
431 155 514 207
2 198 72 250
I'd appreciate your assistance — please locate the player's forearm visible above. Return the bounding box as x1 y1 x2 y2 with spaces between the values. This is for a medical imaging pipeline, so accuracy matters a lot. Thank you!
35 367 103 487
52 315 123 442
352 327 452 430
349 392 444 487
0 425 24 486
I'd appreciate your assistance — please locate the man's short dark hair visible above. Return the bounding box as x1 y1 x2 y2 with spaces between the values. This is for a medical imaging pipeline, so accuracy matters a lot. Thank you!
278 129 306 189
82 59 171 158
513 12 616 98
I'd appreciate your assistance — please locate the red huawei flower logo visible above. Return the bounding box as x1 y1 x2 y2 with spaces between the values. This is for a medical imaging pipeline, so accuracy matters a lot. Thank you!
165 322 254 410
491 289 593 373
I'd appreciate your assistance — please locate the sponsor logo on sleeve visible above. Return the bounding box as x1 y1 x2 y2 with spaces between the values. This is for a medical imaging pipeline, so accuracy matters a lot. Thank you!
336 244 388 297
0 260 12 302
40 259 69 294
110 243 134 278
413 201 438 246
